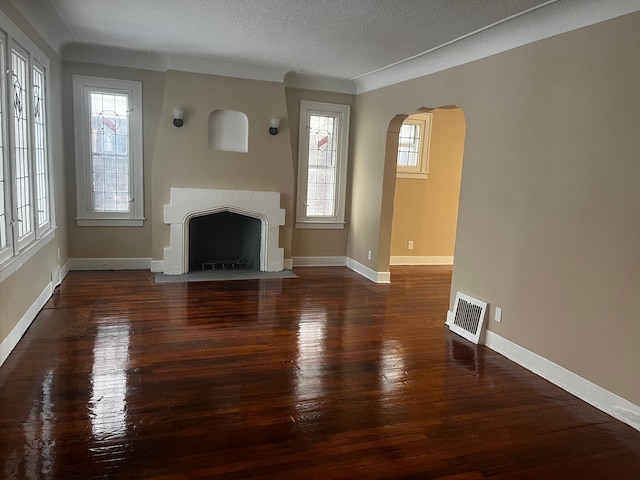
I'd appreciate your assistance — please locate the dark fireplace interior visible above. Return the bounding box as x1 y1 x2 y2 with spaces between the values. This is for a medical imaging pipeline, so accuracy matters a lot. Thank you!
188 211 261 272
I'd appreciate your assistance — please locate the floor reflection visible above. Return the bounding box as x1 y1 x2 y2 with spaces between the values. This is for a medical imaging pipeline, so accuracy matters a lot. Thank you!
448 336 480 374
90 324 131 441
22 368 56 478
379 340 407 393
294 310 327 422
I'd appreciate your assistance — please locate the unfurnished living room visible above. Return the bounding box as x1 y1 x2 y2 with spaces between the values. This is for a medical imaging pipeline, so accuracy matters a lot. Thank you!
0 0 639 478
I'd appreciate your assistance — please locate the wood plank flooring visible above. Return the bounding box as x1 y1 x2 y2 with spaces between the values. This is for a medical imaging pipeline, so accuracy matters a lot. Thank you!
1 266 639 479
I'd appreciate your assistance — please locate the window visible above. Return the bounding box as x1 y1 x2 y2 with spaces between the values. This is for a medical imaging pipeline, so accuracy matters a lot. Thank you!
397 113 432 179
296 101 350 228
73 76 143 226
0 12 54 274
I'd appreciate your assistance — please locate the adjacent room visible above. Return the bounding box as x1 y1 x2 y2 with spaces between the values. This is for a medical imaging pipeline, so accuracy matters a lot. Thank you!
0 0 639 477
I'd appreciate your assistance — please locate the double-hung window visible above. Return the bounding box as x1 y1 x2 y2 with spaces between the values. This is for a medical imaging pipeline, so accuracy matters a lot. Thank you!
0 12 54 275
397 113 432 179
73 76 144 226
296 101 350 228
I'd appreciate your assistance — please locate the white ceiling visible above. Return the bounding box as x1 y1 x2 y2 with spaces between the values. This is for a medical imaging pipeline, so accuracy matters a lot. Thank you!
10 0 640 92
47 0 555 80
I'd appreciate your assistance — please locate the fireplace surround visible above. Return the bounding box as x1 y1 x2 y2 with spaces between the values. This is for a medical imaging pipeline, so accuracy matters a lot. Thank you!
162 188 285 274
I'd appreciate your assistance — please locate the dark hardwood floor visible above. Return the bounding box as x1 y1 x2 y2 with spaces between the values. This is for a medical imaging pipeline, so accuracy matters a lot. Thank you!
1 266 639 479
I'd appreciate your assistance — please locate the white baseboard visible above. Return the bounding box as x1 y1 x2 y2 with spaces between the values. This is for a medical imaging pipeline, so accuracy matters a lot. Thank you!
283 258 293 270
150 260 164 273
292 256 347 267
69 257 152 271
346 257 391 284
482 328 640 432
50 265 61 288
0 282 52 367
390 255 454 265
60 260 70 283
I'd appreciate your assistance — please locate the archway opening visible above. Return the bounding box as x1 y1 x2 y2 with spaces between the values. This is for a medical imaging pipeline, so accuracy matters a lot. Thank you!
384 106 466 273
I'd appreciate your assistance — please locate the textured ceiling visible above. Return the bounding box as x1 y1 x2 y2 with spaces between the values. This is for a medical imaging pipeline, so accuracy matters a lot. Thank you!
49 0 556 80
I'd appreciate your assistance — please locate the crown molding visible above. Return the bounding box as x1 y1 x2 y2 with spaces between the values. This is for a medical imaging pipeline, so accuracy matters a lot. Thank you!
14 0 640 92
62 43 169 71
163 53 287 84
284 72 356 95
353 0 640 93
9 0 74 53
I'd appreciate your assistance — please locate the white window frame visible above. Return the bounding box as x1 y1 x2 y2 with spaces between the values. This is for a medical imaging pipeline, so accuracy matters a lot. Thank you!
73 75 144 226
0 11 55 281
397 113 432 179
296 101 350 229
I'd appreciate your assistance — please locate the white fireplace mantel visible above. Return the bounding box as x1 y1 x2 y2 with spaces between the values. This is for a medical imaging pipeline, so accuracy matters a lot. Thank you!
162 188 285 274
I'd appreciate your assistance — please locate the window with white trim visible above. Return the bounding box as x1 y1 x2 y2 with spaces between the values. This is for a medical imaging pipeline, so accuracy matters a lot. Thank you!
296 101 350 229
397 113 432 179
0 13 54 272
73 76 144 226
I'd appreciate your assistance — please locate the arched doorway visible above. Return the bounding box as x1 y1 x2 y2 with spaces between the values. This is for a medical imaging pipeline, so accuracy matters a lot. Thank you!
384 107 466 274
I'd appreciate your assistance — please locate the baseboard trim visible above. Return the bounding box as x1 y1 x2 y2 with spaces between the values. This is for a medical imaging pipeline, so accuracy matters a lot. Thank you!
283 259 293 270
292 256 347 267
60 260 70 284
483 329 640 432
150 260 164 273
390 255 453 265
69 257 152 271
346 257 391 284
0 282 52 367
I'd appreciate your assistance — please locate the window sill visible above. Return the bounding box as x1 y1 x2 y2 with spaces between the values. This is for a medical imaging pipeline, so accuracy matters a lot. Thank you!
0 228 56 283
296 222 345 230
397 172 429 179
75 218 145 227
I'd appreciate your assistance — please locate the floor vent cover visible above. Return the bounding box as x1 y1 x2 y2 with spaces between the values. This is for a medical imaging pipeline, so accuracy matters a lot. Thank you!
446 292 487 344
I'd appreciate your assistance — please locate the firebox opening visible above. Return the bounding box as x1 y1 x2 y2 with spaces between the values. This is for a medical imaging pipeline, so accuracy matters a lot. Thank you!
188 211 261 272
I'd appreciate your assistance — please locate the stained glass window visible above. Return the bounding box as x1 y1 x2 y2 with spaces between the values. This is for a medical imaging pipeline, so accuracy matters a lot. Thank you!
296 101 350 227
0 14 53 270
306 114 338 217
89 91 130 212
73 76 143 225
12 48 32 240
33 64 49 227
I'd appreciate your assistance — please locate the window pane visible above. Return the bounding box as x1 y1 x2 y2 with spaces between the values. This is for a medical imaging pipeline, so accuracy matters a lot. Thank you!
306 114 338 217
397 123 421 167
33 65 49 227
12 49 32 239
90 91 130 212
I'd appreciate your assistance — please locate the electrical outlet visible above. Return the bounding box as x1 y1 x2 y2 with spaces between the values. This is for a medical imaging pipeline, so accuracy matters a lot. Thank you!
408 240 414 250
367 250 372 260
495 307 502 323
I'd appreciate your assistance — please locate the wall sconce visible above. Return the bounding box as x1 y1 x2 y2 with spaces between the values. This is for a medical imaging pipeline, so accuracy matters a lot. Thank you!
269 118 280 135
173 108 184 128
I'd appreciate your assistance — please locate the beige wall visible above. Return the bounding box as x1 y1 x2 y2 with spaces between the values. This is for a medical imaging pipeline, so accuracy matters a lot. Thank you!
391 108 464 258
62 62 166 258
284 87 355 257
152 71 295 260
351 12 640 404
62 66 297 261
0 2 67 343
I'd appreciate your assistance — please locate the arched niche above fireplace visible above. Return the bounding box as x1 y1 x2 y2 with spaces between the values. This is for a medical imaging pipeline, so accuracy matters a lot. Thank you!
208 110 248 153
